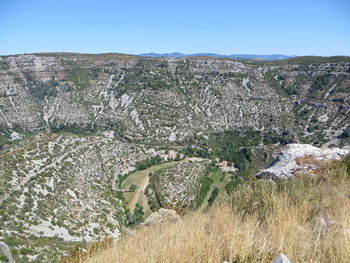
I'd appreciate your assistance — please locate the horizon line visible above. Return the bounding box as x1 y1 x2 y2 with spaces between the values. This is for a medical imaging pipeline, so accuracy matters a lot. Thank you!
1 51 350 57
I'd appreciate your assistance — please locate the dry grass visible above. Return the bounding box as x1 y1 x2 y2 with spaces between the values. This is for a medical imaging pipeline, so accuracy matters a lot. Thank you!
294 155 335 179
295 155 323 166
74 159 350 263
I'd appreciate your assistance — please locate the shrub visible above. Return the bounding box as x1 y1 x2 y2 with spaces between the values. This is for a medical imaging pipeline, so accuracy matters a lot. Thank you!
207 187 219 207
135 155 163 171
126 204 145 225
20 247 33 255
27 78 59 101
190 177 213 210
308 75 329 97
4 236 18 246
129 184 137 191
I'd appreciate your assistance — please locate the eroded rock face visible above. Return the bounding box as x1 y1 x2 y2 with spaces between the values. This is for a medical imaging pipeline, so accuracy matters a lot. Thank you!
0 54 349 145
256 144 350 179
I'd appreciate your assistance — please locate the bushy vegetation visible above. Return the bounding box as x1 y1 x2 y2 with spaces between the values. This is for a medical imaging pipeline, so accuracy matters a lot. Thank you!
129 184 137 191
50 124 99 135
28 77 59 101
207 187 219 207
264 73 288 97
135 155 163 171
339 126 350 139
147 194 160 212
67 66 91 90
179 147 211 159
283 83 299 96
190 176 213 210
0 60 10 70
308 75 329 97
247 56 350 65
126 203 144 226
207 129 262 173
116 173 130 187
261 130 295 145
0 255 8 262
181 129 264 170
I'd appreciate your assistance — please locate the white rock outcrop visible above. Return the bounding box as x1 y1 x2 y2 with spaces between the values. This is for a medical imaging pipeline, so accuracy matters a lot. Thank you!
257 144 350 179
271 253 292 263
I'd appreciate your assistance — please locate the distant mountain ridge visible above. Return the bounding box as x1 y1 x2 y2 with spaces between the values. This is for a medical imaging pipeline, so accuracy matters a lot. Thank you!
139 52 295 60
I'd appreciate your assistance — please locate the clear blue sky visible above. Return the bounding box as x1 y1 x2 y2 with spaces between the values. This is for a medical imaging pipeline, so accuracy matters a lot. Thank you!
1 0 349 56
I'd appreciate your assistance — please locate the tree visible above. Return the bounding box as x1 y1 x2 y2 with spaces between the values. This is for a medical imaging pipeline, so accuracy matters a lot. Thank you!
134 203 145 223
129 184 137 191
174 154 181 161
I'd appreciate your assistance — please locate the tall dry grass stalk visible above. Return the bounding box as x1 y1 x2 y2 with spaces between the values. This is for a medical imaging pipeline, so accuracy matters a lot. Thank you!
83 159 350 263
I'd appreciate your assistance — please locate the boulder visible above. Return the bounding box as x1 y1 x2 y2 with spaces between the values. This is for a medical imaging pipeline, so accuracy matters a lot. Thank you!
257 144 349 179
271 253 292 263
141 208 180 227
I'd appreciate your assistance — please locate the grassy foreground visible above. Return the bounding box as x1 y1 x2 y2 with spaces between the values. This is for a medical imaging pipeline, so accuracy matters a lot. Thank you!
67 156 350 263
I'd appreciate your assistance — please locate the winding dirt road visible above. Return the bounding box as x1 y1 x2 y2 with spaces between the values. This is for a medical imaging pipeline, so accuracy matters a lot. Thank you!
0 242 15 263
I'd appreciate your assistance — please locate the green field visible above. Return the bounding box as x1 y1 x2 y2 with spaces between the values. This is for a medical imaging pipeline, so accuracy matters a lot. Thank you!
121 161 181 214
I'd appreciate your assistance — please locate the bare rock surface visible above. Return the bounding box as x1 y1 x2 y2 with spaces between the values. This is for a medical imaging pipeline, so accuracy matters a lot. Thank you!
257 144 350 179
271 253 292 263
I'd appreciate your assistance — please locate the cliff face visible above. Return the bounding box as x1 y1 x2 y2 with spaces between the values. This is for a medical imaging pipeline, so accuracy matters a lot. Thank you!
0 54 349 145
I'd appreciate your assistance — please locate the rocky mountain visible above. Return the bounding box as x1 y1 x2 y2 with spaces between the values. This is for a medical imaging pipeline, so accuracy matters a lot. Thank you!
0 53 349 147
0 53 350 262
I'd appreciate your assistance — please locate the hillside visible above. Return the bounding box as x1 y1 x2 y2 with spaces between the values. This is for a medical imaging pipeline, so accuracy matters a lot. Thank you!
0 132 155 261
0 53 349 262
80 155 350 263
0 54 349 146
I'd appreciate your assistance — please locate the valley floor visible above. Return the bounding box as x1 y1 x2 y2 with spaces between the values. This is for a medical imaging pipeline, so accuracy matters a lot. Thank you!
120 158 207 215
